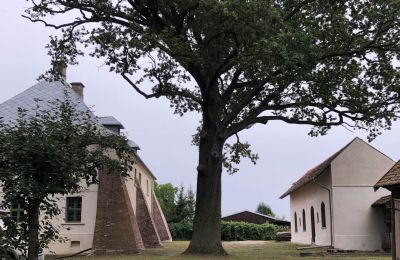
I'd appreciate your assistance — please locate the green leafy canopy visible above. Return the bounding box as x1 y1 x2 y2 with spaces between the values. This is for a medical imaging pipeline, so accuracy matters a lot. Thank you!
23 1 400 171
256 202 275 217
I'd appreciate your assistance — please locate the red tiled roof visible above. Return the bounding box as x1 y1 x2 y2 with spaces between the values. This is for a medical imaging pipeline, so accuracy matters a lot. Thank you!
375 161 400 189
279 138 357 199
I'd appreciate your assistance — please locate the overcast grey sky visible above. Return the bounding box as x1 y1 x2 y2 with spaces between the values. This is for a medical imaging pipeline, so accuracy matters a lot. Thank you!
1 1 400 219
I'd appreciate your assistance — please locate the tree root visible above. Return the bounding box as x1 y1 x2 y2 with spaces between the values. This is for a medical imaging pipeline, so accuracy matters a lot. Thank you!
183 243 228 256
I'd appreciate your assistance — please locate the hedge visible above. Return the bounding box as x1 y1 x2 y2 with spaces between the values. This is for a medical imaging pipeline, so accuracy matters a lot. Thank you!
168 221 193 240
168 221 278 241
221 221 277 241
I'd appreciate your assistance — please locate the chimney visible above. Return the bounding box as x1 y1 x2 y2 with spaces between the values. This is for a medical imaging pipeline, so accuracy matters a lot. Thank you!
53 61 67 79
70 82 85 99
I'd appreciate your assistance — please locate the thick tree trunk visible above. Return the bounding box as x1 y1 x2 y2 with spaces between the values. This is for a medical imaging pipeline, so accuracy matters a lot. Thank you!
27 201 40 260
184 85 226 254
185 136 225 255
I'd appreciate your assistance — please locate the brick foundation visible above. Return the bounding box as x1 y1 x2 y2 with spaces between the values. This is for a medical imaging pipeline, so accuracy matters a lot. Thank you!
92 172 145 254
135 180 162 248
151 191 172 241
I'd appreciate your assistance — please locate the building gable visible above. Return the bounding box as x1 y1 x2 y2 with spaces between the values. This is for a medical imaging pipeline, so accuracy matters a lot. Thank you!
331 138 394 186
280 138 394 199
280 139 355 199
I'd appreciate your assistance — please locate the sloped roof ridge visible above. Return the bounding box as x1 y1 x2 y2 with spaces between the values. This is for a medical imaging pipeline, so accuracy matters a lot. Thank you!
98 116 125 129
371 194 391 207
374 160 400 189
222 210 276 220
362 139 395 162
279 138 359 199
134 153 157 180
0 80 96 125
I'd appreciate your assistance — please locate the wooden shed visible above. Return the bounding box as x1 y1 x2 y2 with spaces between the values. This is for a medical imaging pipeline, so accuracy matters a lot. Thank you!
375 161 400 260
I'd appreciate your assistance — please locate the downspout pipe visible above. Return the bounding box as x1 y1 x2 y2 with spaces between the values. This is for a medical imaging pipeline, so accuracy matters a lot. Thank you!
312 178 334 248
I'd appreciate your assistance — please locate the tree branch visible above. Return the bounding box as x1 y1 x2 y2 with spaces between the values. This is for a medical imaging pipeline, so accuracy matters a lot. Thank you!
121 73 160 99
221 69 242 105
22 15 91 29
284 0 316 21
122 73 203 104
225 114 345 139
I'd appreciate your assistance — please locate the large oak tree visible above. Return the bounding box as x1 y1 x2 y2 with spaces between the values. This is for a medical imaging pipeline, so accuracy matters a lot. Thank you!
23 0 400 254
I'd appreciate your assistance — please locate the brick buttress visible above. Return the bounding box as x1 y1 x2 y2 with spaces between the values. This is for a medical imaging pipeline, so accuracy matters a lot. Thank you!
92 171 145 254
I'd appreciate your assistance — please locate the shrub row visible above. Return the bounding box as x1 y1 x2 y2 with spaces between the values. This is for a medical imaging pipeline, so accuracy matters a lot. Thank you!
168 221 278 241
221 221 277 241
168 221 193 240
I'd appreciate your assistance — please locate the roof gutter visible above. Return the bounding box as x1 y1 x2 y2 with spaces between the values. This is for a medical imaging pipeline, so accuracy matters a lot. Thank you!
312 178 334 248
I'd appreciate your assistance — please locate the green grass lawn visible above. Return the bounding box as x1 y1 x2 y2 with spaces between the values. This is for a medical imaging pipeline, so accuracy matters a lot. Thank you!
63 241 391 260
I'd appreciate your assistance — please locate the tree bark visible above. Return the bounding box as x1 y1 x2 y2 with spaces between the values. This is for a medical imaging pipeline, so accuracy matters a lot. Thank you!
185 136 226 254
185 85 227 254
27 201 40 260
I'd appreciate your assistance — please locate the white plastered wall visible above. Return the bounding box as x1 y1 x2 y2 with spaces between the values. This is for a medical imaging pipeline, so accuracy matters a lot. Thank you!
0 182 98 255
290 169 332 246
130 155 155 211
45 182 98 255
330 138 394 251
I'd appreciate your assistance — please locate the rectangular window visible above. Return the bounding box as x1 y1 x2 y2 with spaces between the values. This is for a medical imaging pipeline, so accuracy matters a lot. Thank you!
11 203 24 223
139 173 142 184
66 197 82 223
146 180 149 195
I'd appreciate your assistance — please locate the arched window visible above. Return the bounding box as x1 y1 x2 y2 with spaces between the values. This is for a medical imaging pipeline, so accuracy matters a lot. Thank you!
302 209 306 231
321 202 326 228
294 212 298 232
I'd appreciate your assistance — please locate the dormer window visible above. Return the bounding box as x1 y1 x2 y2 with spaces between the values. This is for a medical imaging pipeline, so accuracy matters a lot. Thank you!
98 116 125 135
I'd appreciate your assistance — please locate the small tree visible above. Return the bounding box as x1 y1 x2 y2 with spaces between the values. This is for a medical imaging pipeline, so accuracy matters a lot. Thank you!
256 202 275 217
0 92 133 260
185 186 196 222
154 182 177 222
156 183 195 223
173 185 188 223
24 0 400 254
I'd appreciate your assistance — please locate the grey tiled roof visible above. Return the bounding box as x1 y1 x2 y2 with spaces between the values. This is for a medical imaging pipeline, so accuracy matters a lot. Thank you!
0 81 95 125
0 81 140 151
99 116 125 129
128 139 140 150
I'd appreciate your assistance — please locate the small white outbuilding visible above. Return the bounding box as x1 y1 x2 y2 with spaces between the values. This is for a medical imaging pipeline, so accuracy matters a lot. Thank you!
280 138 394 251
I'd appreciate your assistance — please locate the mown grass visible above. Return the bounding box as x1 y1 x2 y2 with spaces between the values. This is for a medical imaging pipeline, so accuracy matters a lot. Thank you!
62 241 391 260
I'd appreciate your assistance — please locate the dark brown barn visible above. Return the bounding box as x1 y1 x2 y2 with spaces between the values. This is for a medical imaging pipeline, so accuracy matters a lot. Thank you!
222 210 290 226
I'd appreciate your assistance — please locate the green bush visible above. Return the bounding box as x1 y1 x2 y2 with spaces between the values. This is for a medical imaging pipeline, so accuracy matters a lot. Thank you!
168 221 193 240
168 221 278 241
221 221 277 241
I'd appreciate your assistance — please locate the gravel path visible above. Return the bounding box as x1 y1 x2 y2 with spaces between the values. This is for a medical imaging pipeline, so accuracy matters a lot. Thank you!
223 240 266 250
